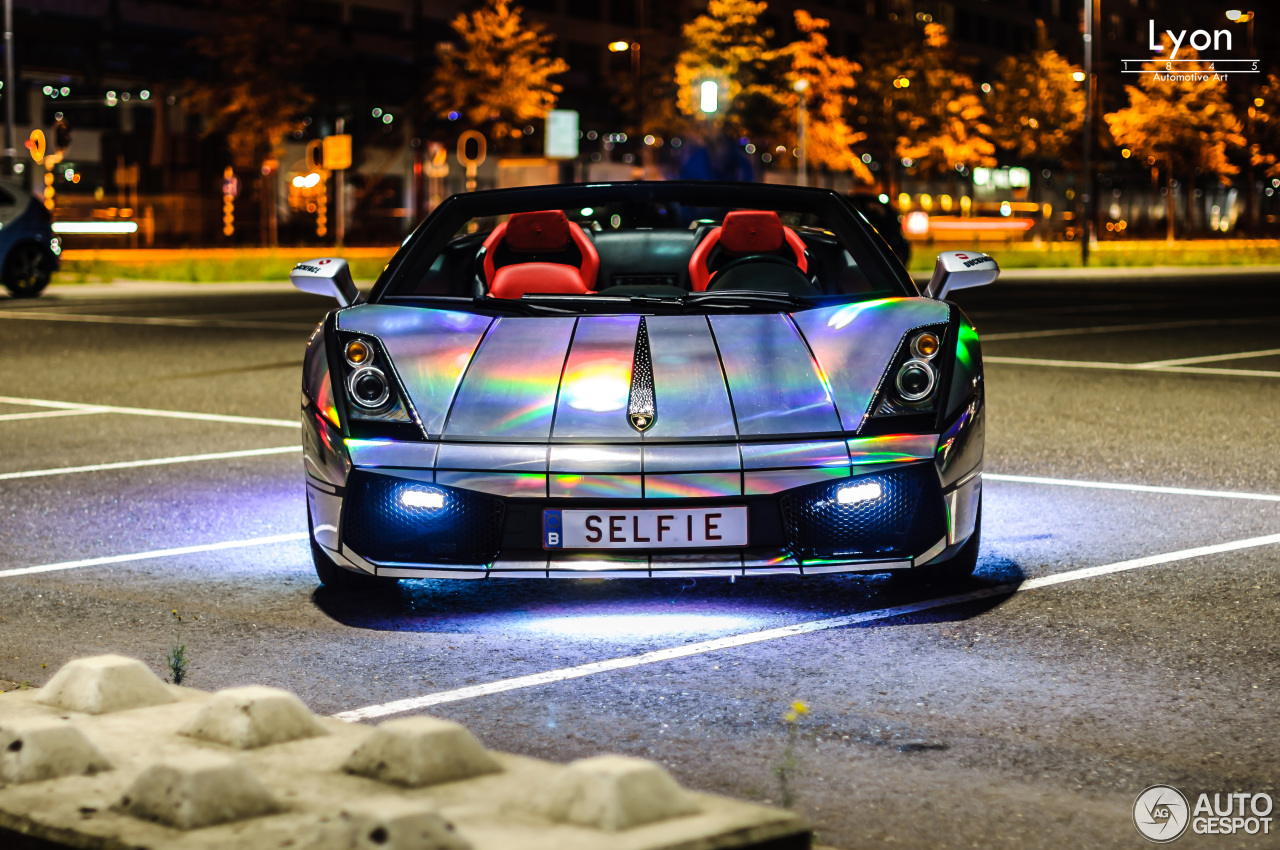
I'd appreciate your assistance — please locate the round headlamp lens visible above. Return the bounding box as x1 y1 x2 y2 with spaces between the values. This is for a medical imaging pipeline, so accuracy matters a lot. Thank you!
344 339 372 366
348 366 390 408
895 359 935 401
911 332 940 359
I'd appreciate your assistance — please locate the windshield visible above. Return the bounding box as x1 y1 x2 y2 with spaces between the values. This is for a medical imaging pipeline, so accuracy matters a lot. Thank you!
372 182 916 313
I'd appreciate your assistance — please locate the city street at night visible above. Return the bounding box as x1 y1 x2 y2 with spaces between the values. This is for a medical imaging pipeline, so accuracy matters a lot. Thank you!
2 270 1276 849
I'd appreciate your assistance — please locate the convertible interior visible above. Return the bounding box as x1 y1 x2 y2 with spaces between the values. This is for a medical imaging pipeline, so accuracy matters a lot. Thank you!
411 207 882 300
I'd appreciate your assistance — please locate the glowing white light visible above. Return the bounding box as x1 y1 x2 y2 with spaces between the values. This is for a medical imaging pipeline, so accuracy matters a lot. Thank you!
837 481 882 506
580 207 594 216
878 193 889 204
292 175 306 188
526 613 759 640
700 80 719 114
303 172 321 188
52 221 139 234
999 201 1013 217
400 489 444 509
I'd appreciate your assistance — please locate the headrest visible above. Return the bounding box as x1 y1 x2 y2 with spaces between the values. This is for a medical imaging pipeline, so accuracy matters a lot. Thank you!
720 211 785 254
505 211 570 252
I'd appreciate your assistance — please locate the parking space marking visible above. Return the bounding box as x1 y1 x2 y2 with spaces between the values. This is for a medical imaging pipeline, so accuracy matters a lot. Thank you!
0 309 309 332
0 396 300 429
0 533 308 579
985 473 1280 502
335 531 1280 721
1135 347 1280 368
0 408 110 422
0 446 298 481
981 318 1272 342
984 355 1280 379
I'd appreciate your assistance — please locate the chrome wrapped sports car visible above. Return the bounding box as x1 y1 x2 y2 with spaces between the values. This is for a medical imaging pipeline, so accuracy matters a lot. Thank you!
291 182 996 588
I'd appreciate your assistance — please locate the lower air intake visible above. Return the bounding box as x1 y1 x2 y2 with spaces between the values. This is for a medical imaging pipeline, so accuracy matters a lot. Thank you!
779 463 945 561
343 471 505 565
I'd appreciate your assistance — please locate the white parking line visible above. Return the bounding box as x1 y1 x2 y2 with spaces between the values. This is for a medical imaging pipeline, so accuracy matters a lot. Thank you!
984 473 1280 503
0 533 308 579
984 355 1280 379
981 318 1266 342
1136 347 1280 368
0 396 300 429
0 309 308 331
0 408 110 422
334 531 1280 721
0 446 299 481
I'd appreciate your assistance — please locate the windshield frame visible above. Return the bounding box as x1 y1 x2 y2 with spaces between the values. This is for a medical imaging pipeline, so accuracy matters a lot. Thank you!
368 181 917 306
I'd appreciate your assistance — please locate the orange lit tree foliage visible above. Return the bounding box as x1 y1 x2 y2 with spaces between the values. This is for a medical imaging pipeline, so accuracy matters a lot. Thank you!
675 1 870 178
1247 74 1280 179
428 0 569 142
782 11 871 181
1105 36 1243 240
988 21 1084 161
893 24 996 177
675 0 788 142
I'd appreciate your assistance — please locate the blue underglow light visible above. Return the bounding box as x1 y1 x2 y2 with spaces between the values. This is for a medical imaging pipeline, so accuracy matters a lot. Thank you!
525 613 758 640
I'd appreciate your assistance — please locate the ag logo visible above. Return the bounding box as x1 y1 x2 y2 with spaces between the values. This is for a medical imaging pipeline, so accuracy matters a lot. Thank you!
1134 785 1190 843
318 259 332 265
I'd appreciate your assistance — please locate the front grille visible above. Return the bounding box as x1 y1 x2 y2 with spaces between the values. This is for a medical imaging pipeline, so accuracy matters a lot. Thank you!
779 464 945 561
343 471 505 564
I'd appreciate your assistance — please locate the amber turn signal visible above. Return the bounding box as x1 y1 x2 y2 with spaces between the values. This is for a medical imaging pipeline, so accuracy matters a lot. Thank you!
911 332 940 359
344 339 372 366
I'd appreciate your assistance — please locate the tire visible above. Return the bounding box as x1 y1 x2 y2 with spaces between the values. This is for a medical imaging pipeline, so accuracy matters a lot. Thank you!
4 242 52 298
308 515 398 590
898 499 981 585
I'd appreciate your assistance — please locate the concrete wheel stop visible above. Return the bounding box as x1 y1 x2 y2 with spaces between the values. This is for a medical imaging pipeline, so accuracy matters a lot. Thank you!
0 654 810 849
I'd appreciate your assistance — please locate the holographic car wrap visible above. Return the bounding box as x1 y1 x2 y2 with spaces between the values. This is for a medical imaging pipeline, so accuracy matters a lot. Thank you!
296 182 990 581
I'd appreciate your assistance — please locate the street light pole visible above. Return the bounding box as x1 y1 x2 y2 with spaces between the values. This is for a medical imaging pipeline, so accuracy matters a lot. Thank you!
334 116 345 247
1081 0 1094 266
793 78 808 187
3 0 15 177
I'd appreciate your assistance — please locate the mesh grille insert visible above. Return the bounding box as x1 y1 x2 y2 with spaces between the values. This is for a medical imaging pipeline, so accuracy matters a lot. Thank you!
343 471 505 565
779 464 945 561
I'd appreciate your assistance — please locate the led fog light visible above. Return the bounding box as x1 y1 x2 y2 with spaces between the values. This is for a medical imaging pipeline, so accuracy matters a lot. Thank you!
836 480 883 505
400 487 445 509
344 339 372 366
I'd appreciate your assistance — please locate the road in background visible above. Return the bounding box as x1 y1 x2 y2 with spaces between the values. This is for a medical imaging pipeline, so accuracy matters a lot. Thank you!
1 272 1277 849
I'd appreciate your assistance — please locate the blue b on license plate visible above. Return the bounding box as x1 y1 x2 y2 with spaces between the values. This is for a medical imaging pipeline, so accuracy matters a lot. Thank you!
543 507 748 550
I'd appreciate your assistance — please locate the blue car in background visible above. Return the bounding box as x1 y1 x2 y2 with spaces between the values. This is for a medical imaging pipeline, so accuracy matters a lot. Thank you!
0 177 59 298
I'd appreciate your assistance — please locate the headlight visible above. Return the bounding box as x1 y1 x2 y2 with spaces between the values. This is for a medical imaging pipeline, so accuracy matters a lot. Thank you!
895 359 935 401
347 366 390 408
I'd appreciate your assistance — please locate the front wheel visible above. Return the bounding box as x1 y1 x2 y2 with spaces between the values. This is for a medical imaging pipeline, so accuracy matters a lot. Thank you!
309 516 398 590
4 242 53 298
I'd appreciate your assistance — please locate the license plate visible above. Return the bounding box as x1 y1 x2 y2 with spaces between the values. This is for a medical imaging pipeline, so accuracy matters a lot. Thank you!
543 507 748 550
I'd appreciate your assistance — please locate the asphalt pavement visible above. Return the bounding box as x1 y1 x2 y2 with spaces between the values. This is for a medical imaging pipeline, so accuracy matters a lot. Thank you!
1 270 1278 849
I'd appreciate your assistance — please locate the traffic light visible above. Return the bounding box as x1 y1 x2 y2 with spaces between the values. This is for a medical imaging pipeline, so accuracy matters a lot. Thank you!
54 120 71 152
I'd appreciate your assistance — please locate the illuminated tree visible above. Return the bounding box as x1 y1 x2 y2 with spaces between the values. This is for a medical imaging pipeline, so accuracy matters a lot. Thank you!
988 21 1085 161
428 0 569 141
894 24 996 177
187 0 314 245
1247 74 1280 178
1105 36 1244 240
782 11 871 182
674 0 788 141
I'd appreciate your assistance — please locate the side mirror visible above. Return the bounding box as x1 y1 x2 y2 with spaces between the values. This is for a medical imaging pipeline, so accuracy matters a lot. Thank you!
290 258 360 306
924 250 1000 300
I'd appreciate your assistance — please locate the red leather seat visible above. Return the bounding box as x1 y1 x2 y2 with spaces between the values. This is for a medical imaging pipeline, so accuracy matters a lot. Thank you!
687 210 808 292
482 210 600 299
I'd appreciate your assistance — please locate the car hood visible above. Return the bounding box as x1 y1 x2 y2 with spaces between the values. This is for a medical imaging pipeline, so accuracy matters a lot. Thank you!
338 298 948 442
